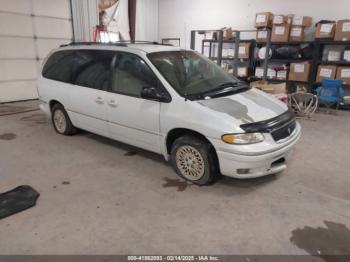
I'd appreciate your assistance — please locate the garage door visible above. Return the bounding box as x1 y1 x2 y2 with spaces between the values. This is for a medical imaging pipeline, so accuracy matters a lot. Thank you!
0 0 73 103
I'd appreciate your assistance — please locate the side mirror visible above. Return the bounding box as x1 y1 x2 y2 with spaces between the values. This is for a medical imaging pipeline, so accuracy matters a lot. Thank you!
141 87 171 103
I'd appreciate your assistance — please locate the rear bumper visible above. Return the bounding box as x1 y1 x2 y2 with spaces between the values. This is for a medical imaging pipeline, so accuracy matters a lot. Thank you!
39 101 51 118
215 123 301 179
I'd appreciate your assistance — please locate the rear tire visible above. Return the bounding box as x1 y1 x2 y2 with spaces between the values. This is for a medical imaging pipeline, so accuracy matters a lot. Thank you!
51 104 77 136
170 136 219 185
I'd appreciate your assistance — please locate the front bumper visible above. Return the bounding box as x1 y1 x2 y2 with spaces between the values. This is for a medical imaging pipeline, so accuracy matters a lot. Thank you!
213 122 301 179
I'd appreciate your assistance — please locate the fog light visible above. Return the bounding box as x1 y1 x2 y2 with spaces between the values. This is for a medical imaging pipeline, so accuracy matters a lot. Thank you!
237 168 250 175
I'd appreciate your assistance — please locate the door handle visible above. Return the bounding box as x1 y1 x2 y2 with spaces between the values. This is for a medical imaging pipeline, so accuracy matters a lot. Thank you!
108 100 118 108
95 97 104 104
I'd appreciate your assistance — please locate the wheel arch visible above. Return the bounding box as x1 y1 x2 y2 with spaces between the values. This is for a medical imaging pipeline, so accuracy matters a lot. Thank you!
165 128 219 165
49 99 63 112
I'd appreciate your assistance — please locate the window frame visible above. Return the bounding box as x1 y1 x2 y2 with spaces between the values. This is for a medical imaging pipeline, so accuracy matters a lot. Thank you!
42 49 116 92
108 51 171 102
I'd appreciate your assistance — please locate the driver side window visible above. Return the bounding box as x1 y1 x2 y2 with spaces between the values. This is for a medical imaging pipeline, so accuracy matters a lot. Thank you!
111 52 159 97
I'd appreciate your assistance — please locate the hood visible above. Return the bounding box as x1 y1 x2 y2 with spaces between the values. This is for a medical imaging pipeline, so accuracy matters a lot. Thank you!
197 88 287 126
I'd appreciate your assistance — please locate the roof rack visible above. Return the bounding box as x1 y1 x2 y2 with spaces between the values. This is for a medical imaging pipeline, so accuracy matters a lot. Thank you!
60 41 171 48
59 42 127 47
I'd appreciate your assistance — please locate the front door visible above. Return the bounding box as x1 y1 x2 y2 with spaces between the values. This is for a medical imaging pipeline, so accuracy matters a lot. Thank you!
106 52 162 153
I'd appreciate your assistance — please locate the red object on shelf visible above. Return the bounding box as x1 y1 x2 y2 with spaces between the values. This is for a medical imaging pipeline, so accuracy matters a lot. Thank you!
93 25 108 42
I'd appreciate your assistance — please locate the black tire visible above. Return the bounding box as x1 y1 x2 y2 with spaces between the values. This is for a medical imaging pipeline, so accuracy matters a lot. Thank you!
170 135 219 185
51 104 77 136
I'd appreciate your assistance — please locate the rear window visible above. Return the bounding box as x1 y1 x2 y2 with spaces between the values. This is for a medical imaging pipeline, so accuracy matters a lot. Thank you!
42 50 75 83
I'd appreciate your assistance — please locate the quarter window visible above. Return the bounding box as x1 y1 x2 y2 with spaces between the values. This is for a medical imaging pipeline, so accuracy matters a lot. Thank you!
111 52 159 97
42 50 75 83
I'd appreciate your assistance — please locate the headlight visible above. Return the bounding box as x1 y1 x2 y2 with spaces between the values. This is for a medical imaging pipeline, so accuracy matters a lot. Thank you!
222 133 264 145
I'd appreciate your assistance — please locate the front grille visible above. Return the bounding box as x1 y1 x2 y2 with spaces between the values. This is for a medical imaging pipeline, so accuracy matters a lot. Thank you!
271 120 296 142
240 110 297 143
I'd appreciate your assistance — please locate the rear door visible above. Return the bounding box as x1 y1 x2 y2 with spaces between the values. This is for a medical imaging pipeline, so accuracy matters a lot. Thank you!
68 50 115 137
106 52 162 153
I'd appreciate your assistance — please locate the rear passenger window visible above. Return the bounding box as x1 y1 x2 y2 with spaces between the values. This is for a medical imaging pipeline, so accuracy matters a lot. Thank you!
42 51 75 83
73 50 115 90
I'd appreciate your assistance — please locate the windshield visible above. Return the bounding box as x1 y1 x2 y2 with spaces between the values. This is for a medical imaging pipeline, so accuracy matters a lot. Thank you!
147 51 243 99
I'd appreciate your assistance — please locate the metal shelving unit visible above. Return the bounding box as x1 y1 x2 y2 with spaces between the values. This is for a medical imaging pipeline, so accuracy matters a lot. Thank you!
203 39 256 77
256 40 317 93
191 29 272 80
191 30 350 95
313 40 350 83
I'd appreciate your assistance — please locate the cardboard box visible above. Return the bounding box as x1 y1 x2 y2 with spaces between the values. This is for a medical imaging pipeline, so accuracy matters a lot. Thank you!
335 20 350 41
222 27 234 40
344 50 350 61
271 23 291 42
227 43 251 59
286 15 294 25
327 50 342 61
213 28 235 40
273 82 287 94
316 65 337 83
237 43 251 59
336 67 350 85
276 70 288 80
273 15 288 25
256 29 268 43
255 12 273 28
290 26 304 41
267 68 276 79
250 81 287 94
315 22 336 39
237 67 248 77
255 67 265 78
292 16 312 27
289 62 311 82
256 30 268 42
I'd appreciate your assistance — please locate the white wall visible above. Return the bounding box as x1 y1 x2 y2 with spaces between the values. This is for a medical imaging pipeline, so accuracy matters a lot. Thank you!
159 0 350 48
136 0 159 41
71 0 99 42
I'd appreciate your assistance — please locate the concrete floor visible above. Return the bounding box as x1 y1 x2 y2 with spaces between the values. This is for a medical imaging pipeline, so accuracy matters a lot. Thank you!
0 101 350 255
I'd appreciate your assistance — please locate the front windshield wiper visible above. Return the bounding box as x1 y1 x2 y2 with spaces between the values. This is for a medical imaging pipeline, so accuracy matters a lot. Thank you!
214 82 241 90
209 86 250 99
195 82 245 98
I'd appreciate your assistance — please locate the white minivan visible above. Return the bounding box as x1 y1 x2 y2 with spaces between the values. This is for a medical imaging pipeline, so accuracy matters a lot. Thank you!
38 42 301 185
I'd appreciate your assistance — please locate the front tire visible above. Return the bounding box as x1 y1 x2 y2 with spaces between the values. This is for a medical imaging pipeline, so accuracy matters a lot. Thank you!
170 136 218 185
51 104 77 136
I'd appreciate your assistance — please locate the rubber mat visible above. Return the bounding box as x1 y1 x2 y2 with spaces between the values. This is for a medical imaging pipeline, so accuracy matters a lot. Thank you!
0 185 40 220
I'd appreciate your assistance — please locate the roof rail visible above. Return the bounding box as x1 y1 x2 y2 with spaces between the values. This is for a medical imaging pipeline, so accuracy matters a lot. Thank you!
121 41 174 46
59 41 171 48
59 42 128 47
